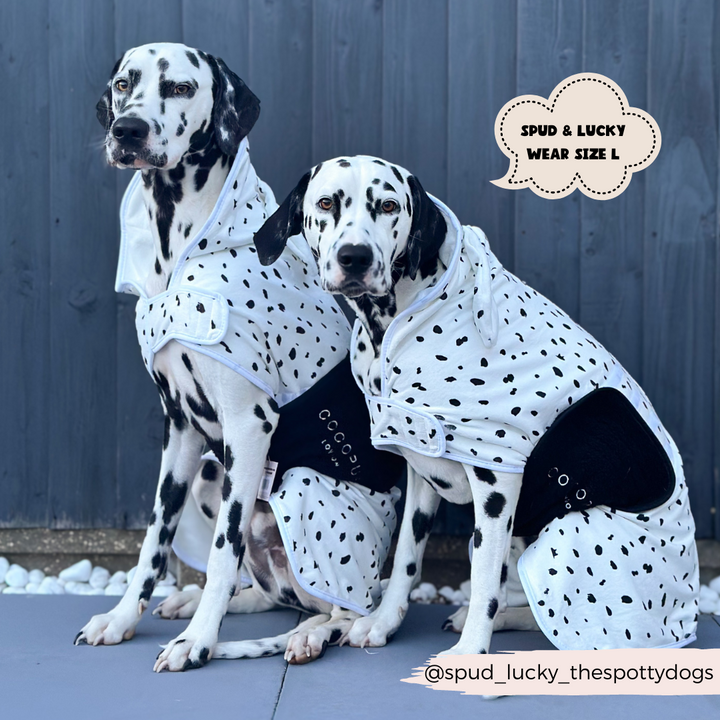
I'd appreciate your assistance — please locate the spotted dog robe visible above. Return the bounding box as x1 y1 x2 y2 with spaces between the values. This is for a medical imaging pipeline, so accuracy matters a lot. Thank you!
353 196 699 648
116 139 400 614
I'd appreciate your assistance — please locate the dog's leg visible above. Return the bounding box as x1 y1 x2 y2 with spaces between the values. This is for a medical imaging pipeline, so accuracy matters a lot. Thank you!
75 422 204 646
155 583 276 620
347 465 440 648
154 386 278 672
443 536 536 633
438 467 522 655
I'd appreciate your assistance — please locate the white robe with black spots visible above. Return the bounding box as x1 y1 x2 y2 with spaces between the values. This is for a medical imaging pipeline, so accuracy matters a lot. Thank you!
174 455 400 615
116 138 350 406
117 141 398 614
353 197 699 649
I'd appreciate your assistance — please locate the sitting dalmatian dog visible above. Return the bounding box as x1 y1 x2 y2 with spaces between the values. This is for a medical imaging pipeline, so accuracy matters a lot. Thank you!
253 155 700 656
75 46 403 670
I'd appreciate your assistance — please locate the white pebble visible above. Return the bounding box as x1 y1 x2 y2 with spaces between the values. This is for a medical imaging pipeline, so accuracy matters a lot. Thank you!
698 597 720 614
460 579 472 601
152 585 178 598
38 577 65 595
0 583 6 592
699 584 719 602
157 571 176 587
109 571 126 585
59 559 92 583
438 585 457 602
3 586 27 594
126 566 137 585
0 557 9 584
28 569 45 584
105 583 127 597
25 582 41 594
5 564 29 588
410 582 438 603
89 566 110 590
707 575 720 594
63 581 84 594
182 583 201 592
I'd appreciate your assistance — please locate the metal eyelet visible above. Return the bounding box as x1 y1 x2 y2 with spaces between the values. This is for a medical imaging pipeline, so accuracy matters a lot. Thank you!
576 488 587 500
565 502 572 510
547 467 559 478
558 474 569 486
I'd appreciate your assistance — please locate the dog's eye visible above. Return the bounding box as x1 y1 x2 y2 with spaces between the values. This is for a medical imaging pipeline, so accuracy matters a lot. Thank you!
317 197 333 211
381 200 398 213
174 84 191 95
115 79 129 92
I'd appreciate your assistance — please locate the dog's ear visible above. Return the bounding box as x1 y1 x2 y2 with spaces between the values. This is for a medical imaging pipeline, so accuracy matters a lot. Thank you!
96 55 124 129
253 171 311 266
205 54 260 155
405 175 448 280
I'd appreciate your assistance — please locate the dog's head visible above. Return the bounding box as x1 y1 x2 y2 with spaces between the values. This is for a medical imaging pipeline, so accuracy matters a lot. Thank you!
97 43 260 170
253 156 447 297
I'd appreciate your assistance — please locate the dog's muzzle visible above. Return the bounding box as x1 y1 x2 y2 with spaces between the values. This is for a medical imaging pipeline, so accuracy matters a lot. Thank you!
337 243 373 276
109 117 167 168
112 117 150 147
334 243 376 297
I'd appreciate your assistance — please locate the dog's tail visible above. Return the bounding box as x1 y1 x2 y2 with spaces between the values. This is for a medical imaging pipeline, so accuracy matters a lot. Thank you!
214 612 333 663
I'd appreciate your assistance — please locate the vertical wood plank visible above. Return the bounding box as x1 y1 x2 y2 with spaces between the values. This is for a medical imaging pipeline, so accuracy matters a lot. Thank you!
48 0 119 527
114 0 183 51
112 1 184 527
381 0 448 200
579 0 647 382
0 0 50 526
448 0 517 270
181 0 249 78
515 0 583 318
247 0 314 198
644 0 717 538
312 0 384 162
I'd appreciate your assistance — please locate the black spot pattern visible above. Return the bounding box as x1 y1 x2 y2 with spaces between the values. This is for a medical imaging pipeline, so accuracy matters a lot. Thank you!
266 469 399 614
129 146 351 400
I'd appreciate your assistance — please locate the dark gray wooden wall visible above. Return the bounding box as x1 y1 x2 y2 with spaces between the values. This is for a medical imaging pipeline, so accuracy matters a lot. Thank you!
1 0 718 539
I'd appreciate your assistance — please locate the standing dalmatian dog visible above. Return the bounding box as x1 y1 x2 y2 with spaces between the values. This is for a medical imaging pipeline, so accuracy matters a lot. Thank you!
253 156 699 656
75 47 403 670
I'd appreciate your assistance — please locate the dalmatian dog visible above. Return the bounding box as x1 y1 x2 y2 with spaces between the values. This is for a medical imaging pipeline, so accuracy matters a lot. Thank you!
253 155 699 656
75 46 402 671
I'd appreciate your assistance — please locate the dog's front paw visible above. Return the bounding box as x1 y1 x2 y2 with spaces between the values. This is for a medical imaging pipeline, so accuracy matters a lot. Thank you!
75 609 140 646
153 631 216 672
347 610 404 648
152 589 202 619
442 605 468 633
284 629 331 665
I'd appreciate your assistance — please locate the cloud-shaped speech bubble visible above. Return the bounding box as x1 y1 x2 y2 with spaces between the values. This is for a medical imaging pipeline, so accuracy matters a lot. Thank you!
493 73 660 200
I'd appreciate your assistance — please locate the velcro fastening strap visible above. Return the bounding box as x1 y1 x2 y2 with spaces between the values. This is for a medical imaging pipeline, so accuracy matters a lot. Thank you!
366 397 446 457
135 288 230 373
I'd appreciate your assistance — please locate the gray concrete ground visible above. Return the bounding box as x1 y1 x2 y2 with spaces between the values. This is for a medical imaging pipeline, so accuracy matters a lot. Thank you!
1 596 719 719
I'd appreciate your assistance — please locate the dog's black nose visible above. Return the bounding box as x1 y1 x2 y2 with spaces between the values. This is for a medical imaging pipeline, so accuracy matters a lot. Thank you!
337 244 373 275
112 117 150 144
